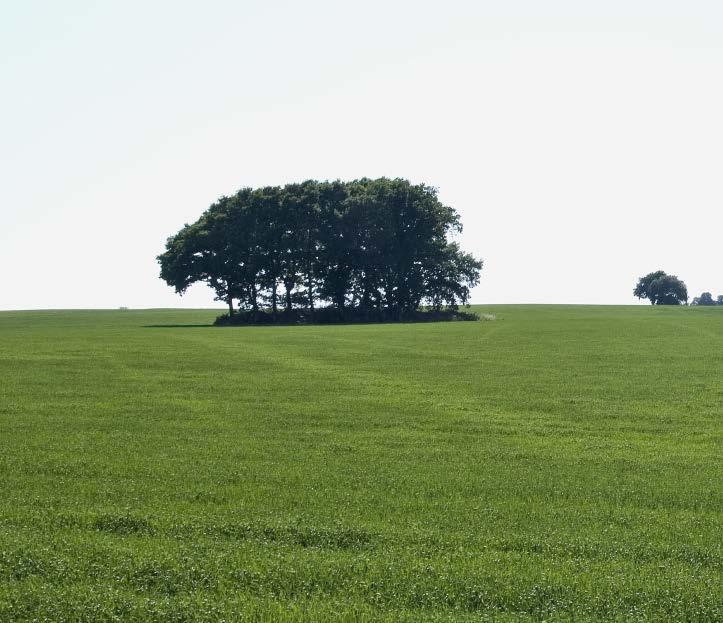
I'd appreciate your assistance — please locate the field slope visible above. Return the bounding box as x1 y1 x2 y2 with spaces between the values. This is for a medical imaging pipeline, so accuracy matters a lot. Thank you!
0 306 721 622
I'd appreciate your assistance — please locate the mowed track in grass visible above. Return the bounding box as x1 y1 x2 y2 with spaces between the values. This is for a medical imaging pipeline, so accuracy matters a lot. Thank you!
0 306 720 622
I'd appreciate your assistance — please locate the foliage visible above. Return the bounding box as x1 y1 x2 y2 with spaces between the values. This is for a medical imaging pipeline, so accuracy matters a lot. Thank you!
633 270 688 305
691 292 716 306
0 307 720 622
158 179 483 322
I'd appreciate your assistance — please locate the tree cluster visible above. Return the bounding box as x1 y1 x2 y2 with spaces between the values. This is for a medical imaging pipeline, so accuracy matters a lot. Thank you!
158 178 483 323
633 271 688 305
691 292 723 306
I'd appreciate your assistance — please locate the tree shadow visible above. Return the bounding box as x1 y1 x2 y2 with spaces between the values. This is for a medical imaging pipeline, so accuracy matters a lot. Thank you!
143 324 214 328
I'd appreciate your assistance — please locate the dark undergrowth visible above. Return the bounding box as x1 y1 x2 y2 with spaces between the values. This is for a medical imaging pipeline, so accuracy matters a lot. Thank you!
214 307 480 326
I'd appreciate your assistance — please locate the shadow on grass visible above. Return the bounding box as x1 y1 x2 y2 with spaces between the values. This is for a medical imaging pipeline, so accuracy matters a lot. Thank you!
144 319 487 329
143 324 214 328
143 310 487 329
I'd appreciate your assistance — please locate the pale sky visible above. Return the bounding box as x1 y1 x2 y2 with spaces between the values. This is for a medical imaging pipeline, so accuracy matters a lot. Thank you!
2 0 722 310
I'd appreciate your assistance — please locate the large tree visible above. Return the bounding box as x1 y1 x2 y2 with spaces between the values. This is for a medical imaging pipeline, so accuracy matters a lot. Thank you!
633 271 688 305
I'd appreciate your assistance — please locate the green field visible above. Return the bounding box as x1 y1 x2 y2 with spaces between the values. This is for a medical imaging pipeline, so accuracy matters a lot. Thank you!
0 306 720 622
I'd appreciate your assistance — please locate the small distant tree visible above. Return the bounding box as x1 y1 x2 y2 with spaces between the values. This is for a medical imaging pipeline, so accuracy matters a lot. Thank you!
717 295 723 306
634 271 688 305
692 292 716 306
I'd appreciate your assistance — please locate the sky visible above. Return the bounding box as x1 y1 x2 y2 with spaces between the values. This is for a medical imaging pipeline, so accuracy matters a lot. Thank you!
2 0 722 310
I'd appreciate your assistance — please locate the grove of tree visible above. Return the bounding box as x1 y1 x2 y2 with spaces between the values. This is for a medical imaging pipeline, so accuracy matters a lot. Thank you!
158 178 483 323
691 292 723 306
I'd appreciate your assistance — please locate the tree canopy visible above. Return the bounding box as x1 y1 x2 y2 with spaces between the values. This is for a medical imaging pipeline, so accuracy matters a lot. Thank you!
158 178 483 323
691 292 715 306
691 292 723 306
633 271 688 305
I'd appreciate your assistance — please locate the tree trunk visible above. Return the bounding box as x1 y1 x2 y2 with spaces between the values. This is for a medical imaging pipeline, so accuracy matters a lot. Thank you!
250 284 258 315
335 292 345 320
284 281 293 314
307 271 314 314
271 282 278 320
361 277 371 311
227 297 234 316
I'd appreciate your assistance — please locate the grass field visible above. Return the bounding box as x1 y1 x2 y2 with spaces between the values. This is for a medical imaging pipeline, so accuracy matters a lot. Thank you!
0 306 720 622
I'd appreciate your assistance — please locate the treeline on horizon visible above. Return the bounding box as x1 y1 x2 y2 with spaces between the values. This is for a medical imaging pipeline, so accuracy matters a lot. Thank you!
633 271 723 307
691 292 723 306
158 178 483 324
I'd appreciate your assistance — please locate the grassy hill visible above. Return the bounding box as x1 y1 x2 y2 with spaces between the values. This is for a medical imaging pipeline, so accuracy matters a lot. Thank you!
0 306 720 622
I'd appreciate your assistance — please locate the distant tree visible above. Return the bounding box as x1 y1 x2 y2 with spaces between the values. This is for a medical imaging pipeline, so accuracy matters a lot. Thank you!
717 295 723 306
692 292 716 306
633 271 688 305
705 293 716 306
